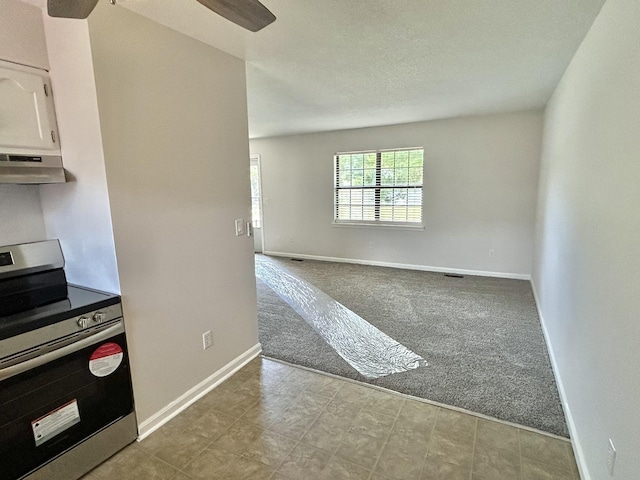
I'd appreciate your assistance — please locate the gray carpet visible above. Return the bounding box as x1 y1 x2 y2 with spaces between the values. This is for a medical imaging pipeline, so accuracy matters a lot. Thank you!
256 255 568 438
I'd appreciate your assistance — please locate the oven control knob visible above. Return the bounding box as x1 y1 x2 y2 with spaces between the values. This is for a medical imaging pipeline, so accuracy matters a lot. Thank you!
77 316 90 329
93 311 105 323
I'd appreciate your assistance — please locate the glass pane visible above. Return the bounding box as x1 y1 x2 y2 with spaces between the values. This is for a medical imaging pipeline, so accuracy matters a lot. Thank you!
338 189 351 204
381 152 395 168
352 170 364 186
393 206 408 222
379 205 393 220
351 154 364 170
407 206 422 222
393 188 408 205
395 150 409 168
363 189 376 205
364 169 376 186
407 188 422 205
252 197 261 228
380 169 394 186
408 167 423 185
380 188 393 205
337 205 350 219
364 153 377 168
363 206 376 221
250 164 261 227
340 170 351 187
350 205 363 220
394 168 409 186
338 155 351 170
409 149 423 167
351 189 363 205
250 165 260 196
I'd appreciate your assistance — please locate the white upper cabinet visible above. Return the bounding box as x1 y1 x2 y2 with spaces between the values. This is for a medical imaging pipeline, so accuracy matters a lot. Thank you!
0 60 60 154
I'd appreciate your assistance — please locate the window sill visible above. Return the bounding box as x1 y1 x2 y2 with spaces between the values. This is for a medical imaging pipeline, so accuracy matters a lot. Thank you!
332 221 425 231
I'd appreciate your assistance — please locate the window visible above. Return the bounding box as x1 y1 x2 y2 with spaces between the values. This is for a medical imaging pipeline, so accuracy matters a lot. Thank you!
334 148 424 225
250 157 262 228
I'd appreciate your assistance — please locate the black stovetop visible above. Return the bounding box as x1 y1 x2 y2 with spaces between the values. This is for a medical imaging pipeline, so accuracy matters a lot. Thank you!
0 285 120 341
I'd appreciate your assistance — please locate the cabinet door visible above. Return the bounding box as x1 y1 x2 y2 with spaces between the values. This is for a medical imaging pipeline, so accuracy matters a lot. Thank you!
0 62 58 151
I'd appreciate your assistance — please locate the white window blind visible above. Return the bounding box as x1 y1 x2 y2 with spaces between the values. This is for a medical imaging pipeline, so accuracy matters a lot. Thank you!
334 148 424 225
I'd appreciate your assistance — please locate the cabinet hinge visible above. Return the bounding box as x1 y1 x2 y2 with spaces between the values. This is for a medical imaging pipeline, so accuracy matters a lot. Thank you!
51 131 56 143
44 84 49 97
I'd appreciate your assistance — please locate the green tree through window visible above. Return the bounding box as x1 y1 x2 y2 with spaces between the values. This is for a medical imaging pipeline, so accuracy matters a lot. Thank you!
334 148 423 224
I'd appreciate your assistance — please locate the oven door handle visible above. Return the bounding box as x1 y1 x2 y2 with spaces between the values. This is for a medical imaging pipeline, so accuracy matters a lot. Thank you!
0 323 125 381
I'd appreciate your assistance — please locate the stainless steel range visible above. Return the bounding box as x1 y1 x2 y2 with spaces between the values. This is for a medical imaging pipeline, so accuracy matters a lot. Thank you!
0 240 137 480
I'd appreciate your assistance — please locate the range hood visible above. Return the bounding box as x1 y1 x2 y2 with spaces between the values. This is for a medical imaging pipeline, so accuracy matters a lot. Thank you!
0 154 66 184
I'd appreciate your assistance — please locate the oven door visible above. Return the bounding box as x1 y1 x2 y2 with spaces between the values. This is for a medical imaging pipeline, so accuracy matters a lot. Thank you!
0 323 135 480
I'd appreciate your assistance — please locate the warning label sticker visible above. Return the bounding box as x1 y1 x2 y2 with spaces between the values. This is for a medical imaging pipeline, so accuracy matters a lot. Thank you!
89 342 123 377
32 400 80 447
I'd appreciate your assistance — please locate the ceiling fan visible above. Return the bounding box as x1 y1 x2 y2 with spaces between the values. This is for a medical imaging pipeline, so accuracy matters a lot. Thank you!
47 0 276 32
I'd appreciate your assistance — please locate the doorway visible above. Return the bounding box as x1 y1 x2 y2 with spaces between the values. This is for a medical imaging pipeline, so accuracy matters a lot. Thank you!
250 154 264 253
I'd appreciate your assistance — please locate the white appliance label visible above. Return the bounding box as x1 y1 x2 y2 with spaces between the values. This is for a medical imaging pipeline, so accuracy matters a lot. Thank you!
32 400 80 447
89 342 123 377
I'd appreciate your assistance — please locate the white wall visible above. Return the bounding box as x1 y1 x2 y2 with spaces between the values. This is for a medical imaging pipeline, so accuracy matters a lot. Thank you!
87 2 258 424
0 0 48 248
533 0 640 478
0 1 118 290
0 0 48 70
251 111 542 277
39 16 120 294
0 186 46 246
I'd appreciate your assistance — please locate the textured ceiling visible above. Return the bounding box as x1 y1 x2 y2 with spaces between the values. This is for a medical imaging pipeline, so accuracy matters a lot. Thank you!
27 0 606 138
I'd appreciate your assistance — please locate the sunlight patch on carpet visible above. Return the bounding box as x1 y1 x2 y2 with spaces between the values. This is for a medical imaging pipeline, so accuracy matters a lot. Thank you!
255 256 426 379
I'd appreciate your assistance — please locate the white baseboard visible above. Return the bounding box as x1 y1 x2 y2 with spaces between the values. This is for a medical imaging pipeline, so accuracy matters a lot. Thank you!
136 343 262 440
263 251 531 280
530 281 589 480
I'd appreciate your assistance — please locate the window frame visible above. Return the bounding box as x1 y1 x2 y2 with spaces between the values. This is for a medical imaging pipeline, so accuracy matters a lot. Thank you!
333 147 425 228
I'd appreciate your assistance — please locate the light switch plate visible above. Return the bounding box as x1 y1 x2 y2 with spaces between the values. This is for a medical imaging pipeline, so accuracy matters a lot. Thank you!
202 331 213 350
235 218 245 236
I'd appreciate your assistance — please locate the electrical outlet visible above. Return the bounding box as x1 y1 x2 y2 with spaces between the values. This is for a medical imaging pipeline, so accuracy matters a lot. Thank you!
368 242 374 249
202 331 213 350
489 249 495 257
606 439 617 476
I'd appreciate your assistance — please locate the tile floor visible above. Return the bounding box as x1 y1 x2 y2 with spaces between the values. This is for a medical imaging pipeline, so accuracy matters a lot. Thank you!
83 357 581 480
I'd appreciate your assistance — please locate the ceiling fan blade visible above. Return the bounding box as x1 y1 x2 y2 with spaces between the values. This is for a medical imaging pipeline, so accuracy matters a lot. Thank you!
48 0 100 19
196 0 276 32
